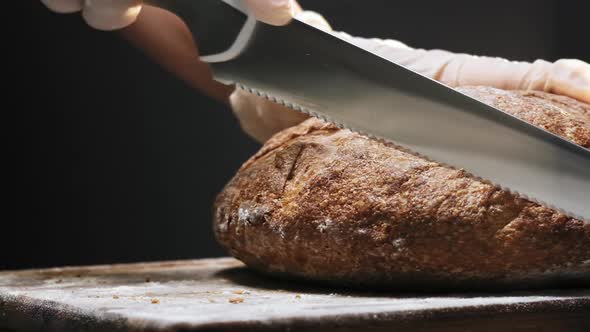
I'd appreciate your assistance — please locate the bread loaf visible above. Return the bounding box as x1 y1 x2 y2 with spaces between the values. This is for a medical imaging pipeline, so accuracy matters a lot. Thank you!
214 86 590 290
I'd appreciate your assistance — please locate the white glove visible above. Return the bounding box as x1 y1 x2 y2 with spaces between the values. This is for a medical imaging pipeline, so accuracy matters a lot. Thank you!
335 32 590 105
231 11 590 142
230 11 331 142
41 0 297 30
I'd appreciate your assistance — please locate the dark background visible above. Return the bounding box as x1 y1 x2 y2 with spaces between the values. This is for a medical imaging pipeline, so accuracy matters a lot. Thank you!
5 0 589 270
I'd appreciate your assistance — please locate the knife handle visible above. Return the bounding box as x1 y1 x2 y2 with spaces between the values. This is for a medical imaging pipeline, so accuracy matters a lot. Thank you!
143 0 253 62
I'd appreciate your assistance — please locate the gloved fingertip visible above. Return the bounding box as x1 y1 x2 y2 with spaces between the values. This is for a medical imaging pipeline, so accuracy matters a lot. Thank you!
553 59 590 79
230 88 271 142
243 0 295 26
41 0 83 13
82 1 143 31
547 59 590 104
295 11 332 31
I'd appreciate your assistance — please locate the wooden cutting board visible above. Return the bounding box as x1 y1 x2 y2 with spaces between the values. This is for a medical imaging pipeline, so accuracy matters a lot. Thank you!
1 258 589 331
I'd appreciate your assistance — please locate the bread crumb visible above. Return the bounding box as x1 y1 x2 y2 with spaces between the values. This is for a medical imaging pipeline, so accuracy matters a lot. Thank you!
112 295 119 299
229 297 245 304
151 298 160 304
295 294 302 299
208 298 216 303
55 279 63 284
145 277 151 283
232 289 248 295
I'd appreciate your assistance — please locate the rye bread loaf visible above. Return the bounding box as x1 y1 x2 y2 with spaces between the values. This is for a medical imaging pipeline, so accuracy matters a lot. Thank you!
214 86 590 290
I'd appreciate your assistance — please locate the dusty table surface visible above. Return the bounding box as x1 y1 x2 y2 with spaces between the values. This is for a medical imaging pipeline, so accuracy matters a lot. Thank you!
1 258 589 332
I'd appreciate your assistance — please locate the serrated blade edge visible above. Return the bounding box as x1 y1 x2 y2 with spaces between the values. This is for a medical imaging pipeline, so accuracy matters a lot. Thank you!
236 82 589 224
208 17 590 223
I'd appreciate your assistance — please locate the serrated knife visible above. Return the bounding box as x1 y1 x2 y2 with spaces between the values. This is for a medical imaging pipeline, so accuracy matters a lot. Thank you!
144 0 590 222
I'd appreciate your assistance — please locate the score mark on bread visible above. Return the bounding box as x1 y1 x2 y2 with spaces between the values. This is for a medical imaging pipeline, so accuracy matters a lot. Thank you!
214 86 590 290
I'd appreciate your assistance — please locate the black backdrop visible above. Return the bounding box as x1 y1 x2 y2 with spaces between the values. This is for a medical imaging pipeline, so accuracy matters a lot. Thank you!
5 0 589 270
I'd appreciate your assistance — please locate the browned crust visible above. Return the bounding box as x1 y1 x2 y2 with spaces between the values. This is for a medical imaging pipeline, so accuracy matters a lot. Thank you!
213 87 590 290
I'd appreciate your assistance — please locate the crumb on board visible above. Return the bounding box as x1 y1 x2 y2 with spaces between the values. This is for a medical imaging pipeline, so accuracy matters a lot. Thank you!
55 279 63 284
229 297 245 304
112 295 119 299
145 277 151 283
295 294 302 299
232 289 249 295
75 274 82 278
151 298 160 304
208 299 216 303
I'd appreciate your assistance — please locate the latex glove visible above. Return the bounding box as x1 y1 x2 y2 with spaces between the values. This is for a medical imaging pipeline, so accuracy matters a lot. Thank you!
230 11 332 142
41 0 297 30
231 11 590 142
335 32 590 105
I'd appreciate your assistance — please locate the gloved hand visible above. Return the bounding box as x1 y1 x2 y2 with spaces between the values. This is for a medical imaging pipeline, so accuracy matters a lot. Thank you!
41 0 297 30
42 1 590 143
335 32 590 105
229 11 330 142
231 11 590 142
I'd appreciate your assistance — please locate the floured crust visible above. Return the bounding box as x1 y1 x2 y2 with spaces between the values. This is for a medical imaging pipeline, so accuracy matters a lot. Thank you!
459 87 590 147
213 86 590 290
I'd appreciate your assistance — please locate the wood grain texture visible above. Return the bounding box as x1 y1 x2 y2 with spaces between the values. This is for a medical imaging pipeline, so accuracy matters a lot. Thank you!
0 258 589 331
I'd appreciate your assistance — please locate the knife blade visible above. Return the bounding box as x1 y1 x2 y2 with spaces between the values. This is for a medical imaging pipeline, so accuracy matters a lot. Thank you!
144 0 590 222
